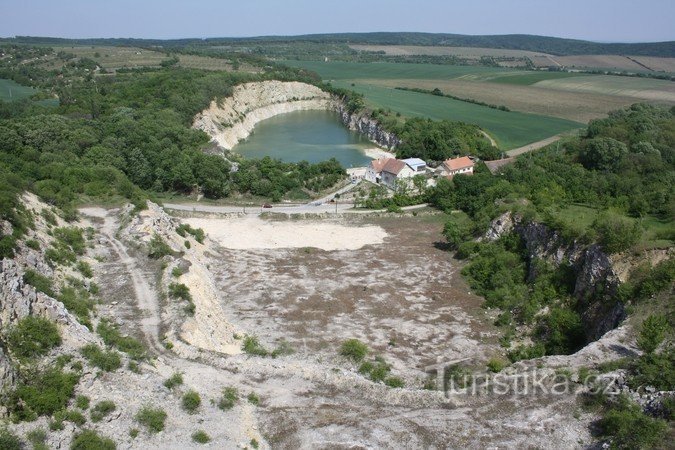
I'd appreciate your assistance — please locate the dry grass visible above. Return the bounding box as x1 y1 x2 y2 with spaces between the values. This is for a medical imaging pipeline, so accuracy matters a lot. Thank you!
531 54 675 74
535 75 675 102
362 78 637 122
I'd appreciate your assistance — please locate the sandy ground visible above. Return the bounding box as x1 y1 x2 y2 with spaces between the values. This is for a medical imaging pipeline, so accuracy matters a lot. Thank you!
363 147 396 159
183 216 388 250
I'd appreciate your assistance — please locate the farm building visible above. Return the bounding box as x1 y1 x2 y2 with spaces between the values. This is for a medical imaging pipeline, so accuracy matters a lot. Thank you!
365 158 394 184
438 156 475 177
367 157 430 189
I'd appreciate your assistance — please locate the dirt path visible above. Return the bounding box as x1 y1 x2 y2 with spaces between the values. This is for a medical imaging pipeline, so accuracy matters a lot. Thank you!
506 133 571 157
480 129 498 147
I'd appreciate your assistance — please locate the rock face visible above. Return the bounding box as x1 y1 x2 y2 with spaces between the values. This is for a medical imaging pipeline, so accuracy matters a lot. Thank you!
193 81 334 150
193 81 402 153
336 104 402 149
485 213 625 341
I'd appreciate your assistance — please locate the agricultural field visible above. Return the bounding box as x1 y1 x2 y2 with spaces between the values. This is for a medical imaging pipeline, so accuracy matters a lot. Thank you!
530 54 675 73
349 44 551 59
49 45 251 72
331 81 581 149
285 60 675 128
0 77 36 101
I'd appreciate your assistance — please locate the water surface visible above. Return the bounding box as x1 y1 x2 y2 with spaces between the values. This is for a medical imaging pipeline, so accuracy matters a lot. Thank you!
232 110 373 167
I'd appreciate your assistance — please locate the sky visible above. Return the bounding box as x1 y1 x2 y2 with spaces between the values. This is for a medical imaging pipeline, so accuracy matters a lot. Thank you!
1 0 674 43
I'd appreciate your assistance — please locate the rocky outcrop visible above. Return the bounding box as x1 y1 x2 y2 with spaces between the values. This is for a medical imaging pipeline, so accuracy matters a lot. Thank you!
193 80 402 153
485 212 625 341
336 104 402 149
193 81 335 150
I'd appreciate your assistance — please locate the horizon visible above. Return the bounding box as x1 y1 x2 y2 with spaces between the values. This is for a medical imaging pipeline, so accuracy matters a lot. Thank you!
2 0 674 43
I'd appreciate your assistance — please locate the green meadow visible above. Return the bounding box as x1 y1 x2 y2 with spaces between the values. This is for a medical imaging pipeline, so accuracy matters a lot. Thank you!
284 61 584 149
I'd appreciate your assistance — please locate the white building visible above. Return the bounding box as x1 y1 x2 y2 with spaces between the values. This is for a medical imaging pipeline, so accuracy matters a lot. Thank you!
438 156 475 177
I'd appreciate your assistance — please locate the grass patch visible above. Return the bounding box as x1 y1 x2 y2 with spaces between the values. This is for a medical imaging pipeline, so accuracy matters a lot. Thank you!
163 372 183 389
8 367 80 421
135 405 167 433
80 344 121 372
90 400 116 423
96 319 146 360
147 234 172 259
339 339 368 362
242 335 269 357
0 428 22 450
23 269 55 297
75 395 90 410
192 430 211 444
57 286 96 329
70 429 116 450
218 387 238 410
181 390 201 414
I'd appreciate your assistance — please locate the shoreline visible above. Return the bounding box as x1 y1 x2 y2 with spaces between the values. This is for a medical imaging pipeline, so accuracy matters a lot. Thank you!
363 147 396 160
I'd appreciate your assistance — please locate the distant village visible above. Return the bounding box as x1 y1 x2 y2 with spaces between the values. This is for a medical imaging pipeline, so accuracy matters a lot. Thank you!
350 155 475 190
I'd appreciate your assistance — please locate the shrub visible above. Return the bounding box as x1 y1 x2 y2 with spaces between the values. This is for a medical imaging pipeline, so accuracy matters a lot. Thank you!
247 392 260 406
168 283 191 301
96 320 146 360
384 376 405 388
599 398 667 449
339 339 368 362
90 400 116 423
163 372 183 389
23 269 55 297
181 390 201 414
129 428 139 438
628 350 674 391
25 238 40 250
70 429 116 450
135 406 167 433
0 428 22 450
218 387 238 410
176 224 205 244
80 344 121 372
75 395 90 410
487 358 507 373
637 315 669 354
242 336 269 357
9 368 80 420
147 234 172 259
171 267 183 277
7 316 61 359
55 409 86 426
592 214 641 254
192 430 211 444
57 286 95 329
76 261 93 278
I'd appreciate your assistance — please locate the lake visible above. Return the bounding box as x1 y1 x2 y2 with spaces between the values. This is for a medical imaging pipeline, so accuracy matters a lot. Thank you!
231 110 374 167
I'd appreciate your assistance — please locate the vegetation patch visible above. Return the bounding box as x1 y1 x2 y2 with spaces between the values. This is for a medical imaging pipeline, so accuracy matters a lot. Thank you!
96 319 146 360
218 387 238 410
7 316 61 359
192 430 211 444
70 429 116 450
8 367 80 421
90 400 116 423
135 406 167 433
181 390 201 414
80 344 121 372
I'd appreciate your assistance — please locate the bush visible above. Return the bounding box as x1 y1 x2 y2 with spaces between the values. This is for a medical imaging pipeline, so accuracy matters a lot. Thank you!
192 430 211 444
592 214 641 254
57 286 95 329
135 406 167 433
70 429 116 450
637 315 669 354
384 376 405 388
25 238 40 250
147 234 172 259
23 269 55 297
218 387 238 410
54 409 86 426
168 283 191 301
599 398 667 449
176 224 205 244
27 428 48 450
242 336 269 357
9 368 80 420
90 400 116 423
181 390 201 414
7 316 61 359
0 428 22 450
339 339 368 362
163 372 183 389
80 344 121 372
76 261 93 278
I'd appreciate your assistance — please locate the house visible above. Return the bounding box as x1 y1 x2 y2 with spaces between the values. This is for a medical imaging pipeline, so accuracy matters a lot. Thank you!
365 158 393 184
438 156 475 177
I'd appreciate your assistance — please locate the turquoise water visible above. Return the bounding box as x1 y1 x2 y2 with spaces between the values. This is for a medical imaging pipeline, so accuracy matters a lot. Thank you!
232 110 373 167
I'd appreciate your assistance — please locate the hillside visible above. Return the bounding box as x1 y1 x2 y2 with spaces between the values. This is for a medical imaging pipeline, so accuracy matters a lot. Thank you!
6 32 675 57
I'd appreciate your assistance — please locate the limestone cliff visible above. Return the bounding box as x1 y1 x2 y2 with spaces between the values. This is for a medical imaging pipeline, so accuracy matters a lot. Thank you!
193 81 334 150
193 81 402 153
485 213 625 341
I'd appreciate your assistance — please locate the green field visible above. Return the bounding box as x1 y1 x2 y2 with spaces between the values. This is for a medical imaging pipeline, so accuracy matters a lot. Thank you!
0 78 36 101
284 61 584 149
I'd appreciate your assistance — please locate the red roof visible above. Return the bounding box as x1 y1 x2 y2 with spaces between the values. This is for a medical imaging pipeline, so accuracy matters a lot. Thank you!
443 156 474 171
369 158 393 173
382 159 407 175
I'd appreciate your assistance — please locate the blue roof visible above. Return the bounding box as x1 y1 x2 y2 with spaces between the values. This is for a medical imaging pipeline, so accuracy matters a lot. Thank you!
402 158 427 169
